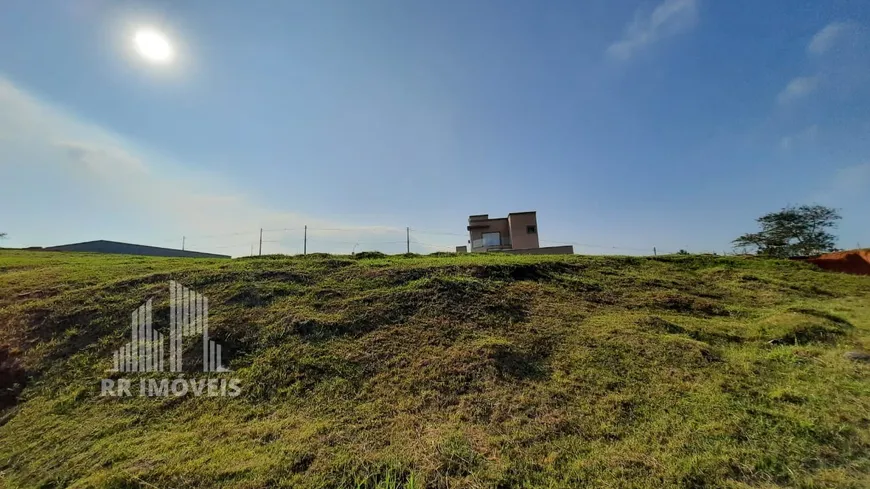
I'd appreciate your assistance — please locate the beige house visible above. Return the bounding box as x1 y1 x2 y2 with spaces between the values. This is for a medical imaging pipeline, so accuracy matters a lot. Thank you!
460 212 573 255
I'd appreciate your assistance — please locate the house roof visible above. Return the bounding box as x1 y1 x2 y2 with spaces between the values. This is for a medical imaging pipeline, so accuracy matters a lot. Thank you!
44 240 230 259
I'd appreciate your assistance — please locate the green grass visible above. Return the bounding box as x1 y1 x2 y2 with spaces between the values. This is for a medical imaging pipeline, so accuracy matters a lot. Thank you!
1 250 869 488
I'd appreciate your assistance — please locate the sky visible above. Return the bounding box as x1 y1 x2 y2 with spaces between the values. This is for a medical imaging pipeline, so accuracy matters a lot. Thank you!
1 0 869 256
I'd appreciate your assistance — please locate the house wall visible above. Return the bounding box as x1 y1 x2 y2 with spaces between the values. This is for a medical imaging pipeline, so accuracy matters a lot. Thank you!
468 218 510 248
507 212 540 249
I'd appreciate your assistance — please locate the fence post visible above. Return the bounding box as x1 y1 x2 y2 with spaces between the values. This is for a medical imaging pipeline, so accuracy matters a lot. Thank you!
406 227 410 254
304 225 307 255
182 236 185 251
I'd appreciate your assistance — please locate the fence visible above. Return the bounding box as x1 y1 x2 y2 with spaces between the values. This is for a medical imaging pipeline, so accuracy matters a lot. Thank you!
145 225 725 258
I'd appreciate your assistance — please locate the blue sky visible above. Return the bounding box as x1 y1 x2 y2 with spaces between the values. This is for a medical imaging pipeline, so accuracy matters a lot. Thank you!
1 0 869 256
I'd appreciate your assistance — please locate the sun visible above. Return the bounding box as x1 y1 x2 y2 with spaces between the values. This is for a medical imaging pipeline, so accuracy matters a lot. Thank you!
133 28 174 63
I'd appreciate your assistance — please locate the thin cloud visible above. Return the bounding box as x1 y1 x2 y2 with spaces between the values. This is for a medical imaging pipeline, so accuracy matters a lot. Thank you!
55 140 148 177
813 162 870 204
776 76 819 104
606 0 699 60
808 21 856 55
0 76 445 256
830 162 870 195
777 21 866 104
779 124 818 150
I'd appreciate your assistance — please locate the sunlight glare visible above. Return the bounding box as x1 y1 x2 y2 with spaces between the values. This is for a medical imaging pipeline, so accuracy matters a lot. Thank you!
134 28 174 64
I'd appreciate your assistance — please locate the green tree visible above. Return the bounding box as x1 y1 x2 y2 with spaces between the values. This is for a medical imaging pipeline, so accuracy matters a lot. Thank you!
733 205 841 258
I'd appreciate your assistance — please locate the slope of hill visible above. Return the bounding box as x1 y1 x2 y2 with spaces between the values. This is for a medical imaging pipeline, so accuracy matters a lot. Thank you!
1 250 869 488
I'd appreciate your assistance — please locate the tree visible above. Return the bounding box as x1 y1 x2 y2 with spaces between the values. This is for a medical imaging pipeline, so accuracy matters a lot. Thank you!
733 205 841 258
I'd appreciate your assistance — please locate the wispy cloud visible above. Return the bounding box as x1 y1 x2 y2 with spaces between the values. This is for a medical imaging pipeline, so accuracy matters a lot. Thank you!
830 162 870 194
813 162 870 204
779 124 818 150
776 21 866 105
808 21 857 55
776 76 819 104
0 77 455 255
606 0 698 60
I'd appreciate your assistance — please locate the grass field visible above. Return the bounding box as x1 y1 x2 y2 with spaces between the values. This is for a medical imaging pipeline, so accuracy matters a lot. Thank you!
0 250 869 488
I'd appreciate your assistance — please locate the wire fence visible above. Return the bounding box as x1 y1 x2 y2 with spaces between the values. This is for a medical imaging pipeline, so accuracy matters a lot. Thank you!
144 225 731 258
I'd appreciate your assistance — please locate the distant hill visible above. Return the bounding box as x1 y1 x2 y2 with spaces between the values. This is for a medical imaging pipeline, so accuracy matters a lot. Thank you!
1 250 869 488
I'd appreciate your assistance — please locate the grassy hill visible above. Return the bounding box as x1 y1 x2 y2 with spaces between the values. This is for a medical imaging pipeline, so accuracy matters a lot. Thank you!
1 250 869 488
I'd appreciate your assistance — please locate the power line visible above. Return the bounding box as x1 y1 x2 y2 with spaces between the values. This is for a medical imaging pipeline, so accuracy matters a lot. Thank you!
410 239 455 250
261 227 301 233
198 242 257 250
305 227 402 233
410 229 467 237
142 224 687 256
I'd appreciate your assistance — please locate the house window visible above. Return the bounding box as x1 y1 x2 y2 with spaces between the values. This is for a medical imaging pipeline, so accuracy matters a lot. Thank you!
527 225 537 234
481 232 501 247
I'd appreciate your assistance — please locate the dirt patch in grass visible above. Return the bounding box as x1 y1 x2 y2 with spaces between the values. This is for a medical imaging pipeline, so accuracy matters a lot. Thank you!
637 316 745 344
0 346 26 410
763 310 852 345
226 282 300 307
632 291 731 317
468 262 583 282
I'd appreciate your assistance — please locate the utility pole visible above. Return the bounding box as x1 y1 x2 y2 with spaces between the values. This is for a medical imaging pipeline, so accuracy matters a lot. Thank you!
304 225 307 255
406 227 410 254
182 236 185 251
258 228 263 256
653 246 656 256
250 244 253 257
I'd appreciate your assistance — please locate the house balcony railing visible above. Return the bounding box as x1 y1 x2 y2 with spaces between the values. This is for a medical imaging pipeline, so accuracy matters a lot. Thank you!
471 236 512 251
